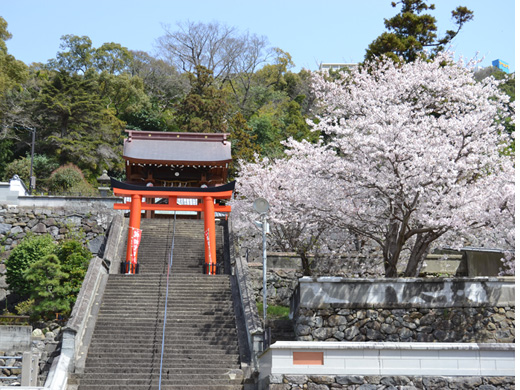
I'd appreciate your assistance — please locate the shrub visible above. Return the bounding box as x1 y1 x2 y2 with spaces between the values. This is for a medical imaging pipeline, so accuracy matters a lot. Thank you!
6 234 56 297
2 154 59 190
15 299 35 316
6 234 92 319
48 164 97 196
24 254 70 319
56 240 91 305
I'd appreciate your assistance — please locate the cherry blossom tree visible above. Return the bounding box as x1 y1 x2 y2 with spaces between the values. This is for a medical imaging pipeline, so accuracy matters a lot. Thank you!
232 53 514 277
231 146 372 276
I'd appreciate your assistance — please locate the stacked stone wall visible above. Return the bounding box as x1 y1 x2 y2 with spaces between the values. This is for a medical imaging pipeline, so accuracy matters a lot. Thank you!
292 278 515 344
249 266 303 307
265 374 515 390
295 306 515 343
0 204 119 303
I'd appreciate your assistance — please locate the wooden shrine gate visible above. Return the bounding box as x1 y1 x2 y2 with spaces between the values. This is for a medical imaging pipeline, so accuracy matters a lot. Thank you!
111 178 235 275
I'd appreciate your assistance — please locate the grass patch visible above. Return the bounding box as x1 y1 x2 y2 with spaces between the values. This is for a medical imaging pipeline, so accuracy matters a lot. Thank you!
256 303 290 320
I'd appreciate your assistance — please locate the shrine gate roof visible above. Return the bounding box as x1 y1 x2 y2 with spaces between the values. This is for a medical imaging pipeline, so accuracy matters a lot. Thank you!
123 130 232 166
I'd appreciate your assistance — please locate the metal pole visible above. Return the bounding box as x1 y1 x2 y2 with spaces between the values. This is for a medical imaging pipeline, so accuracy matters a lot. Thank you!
29 128 35 193
262 213 267 325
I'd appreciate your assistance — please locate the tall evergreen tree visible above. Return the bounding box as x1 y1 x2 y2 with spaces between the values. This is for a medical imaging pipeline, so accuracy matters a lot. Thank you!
365 0 473 63
174 66 230 133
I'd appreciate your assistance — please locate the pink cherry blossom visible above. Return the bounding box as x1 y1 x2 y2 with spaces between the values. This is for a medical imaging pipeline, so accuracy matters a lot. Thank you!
232 53 514 277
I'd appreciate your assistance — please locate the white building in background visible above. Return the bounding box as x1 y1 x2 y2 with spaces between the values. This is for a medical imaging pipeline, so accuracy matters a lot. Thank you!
319 63 358 71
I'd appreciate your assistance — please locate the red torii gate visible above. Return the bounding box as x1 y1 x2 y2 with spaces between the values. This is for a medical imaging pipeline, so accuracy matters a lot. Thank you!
111 178 235 275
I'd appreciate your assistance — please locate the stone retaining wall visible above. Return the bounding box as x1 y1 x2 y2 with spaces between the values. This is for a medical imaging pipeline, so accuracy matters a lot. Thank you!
249 265 303 307
295 306 514 343
264 374 515 389
292 277 515 343
0 203 120 304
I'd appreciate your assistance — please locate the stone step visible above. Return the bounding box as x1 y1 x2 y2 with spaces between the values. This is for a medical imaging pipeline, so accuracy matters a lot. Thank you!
95 319 236 326
91 325 237 332
88 341 239 350
82 366 240 374
86 347 239 356
91 330 239 338
98 304 231 310
88 335 238 343
79 219 239 390
98 299 233 305
97 304 233 314
79 386 241 390
101 290 228 295
89 327 239 336
97 304 234 311
104 277 230 283
94 311 236 318
83 354 239 364
79 382 242 389
97 311 236 318
78 376 242 386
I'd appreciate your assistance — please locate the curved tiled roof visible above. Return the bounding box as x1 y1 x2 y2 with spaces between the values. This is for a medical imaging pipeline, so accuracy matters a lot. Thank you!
123 130 232 165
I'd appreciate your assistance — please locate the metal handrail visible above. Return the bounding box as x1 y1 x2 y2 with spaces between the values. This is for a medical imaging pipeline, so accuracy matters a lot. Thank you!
158 213 176 390
0 355 22 382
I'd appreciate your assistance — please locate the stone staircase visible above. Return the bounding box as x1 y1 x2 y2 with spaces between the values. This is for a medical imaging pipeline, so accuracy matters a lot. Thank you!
77 218 243 390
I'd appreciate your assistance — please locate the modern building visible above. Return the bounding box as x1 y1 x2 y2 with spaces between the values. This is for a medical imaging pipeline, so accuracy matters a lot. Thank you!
492 59 510 73
319 62 357 72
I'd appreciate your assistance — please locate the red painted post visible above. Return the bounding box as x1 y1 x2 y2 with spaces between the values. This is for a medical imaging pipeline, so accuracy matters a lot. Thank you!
203 196 216 275
125 194 142 274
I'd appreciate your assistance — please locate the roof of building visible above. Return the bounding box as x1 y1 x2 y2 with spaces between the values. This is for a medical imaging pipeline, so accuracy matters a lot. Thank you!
123 130 232 166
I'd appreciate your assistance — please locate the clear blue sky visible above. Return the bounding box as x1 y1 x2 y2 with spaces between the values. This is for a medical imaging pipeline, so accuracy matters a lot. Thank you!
1 0 516 72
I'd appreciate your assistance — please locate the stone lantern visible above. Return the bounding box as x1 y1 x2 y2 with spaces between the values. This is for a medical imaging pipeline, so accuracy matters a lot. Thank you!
97 170 111 197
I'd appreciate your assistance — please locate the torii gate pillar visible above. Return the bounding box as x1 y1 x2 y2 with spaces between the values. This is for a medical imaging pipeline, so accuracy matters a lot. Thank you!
125 194 142 273
203 196 217 274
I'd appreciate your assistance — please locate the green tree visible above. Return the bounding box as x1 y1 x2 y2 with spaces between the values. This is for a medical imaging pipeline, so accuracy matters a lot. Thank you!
31 70 124 178
0 138 14 178
49 35 94 74
474 66 515 154
23 254 70 319
130 50 189 109
0 17 27 96
93 42 132 74
55 239 91 307
175 66 230 133
5 234 56 298
7 233 92 319
248 94 317 158
227 112 260 177
98 71 149 117
365 0 473 63
2 153 59 189
0 16 28 137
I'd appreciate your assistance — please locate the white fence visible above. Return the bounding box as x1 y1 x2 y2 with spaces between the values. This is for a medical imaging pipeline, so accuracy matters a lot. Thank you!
259 341 515 379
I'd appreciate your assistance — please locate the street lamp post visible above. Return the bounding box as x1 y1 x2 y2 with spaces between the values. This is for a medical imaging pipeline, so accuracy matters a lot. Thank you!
1 125 36 193
29 128 35 193
253 197 270 348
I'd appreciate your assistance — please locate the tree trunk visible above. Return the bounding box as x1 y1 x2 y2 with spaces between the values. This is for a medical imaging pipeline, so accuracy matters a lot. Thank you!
299 252 312 276
383 222 402 278
404 232 436 277
384 257 398 277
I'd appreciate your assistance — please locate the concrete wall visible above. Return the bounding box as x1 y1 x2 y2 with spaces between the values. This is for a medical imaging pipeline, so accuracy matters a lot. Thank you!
0 325 31 351
259 341 515 389
259 341 515 378
293 276 514 310
466 250 505 277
